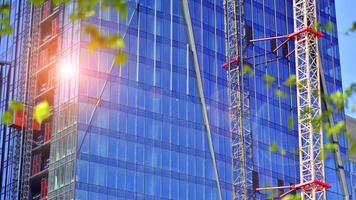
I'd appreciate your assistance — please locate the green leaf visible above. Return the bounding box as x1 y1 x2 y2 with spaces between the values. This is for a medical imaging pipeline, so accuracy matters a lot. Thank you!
300 107 312 117
84 24 102 51
114 51 127 65
112 0 128 19
284 75 296 87
350 22 356 32
101 3 110 11
0 17 10 25
84 24 127 62
33 101 51 123
52 0 65 6
297 80 307 89
324 143 338 151
323 21 333 31
282 193 301 200
269 141 278 152
84 24 100 38
348 141 356 155
264 74 275 88
345 83 356 96
312 89 320 97
312 114 323 130
320 143 338 160
267 191 278 199
105 35 125 49
0 26 13 35
10 100 24 111
345 130 353 141
280 148 286 156
87 39 100 52
0 4 10 15
27 0 45 6
330 91 347 109
275 89 286 97
282 195 294 200
1 110 13 125
325 121 345 138
242 64 251 74
311 21 320 31
70 9 96 22
288 116 294 131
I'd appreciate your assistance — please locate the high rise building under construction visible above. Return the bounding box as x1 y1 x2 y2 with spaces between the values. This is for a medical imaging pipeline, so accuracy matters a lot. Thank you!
0 0 352 199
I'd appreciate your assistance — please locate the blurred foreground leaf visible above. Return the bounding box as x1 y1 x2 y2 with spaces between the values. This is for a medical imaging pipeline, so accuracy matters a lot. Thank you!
27 0 45 6
288 116 294 131
280 148 286 156
350 22 356 32
293 148 299 156
0 4 13 35
264 74 275 88
282 193 301 200
84 24 126 65
1 111 13 125
349 141 356 155
33 101 51 123
330 91 346 109
325 121 345 138
0 4 10 14
52 0 70 6
284 75 296 87
268 191 278 199
323 21 333 31
269 142 278 152
320 143 338 160
112 0 128 19
242 64 251 74
275 89 286 97
311 21 320 31
10 100 24 111
115 51 128 65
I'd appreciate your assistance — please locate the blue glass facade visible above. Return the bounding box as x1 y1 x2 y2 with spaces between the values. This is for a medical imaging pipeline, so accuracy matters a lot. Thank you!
73 0 232 199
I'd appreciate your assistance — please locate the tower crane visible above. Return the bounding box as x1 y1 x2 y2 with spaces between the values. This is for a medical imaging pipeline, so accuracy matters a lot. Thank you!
223 0 333 199
223 0 254 199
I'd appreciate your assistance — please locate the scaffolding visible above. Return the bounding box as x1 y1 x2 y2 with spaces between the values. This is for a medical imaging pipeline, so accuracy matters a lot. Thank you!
20 4 41 200
9 1 55 199
11 1 33 199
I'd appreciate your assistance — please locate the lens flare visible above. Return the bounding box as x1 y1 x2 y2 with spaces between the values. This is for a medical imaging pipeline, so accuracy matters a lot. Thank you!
59 60 76 79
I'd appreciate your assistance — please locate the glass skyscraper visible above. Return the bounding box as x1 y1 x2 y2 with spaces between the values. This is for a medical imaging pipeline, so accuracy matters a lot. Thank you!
73 0 232 199
0 0 352 200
